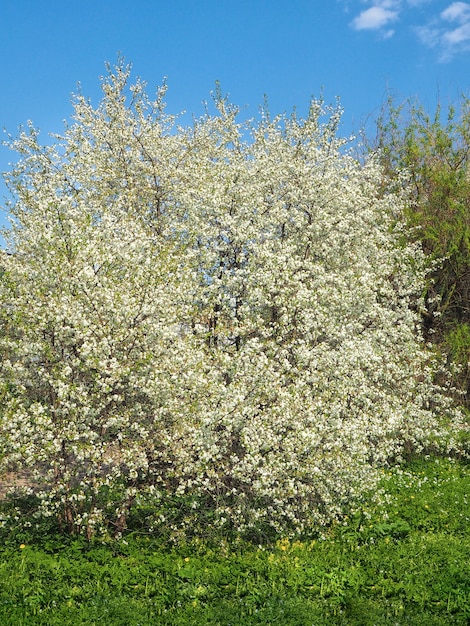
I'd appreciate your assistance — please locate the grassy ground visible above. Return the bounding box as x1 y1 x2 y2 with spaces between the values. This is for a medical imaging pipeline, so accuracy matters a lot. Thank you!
0 456 468 625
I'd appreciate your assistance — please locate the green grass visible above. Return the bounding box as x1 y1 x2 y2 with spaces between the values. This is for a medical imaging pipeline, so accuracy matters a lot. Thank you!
0 456 469 625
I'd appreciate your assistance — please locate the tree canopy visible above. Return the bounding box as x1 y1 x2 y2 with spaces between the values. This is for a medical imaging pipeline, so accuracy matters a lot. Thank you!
372 95 470 408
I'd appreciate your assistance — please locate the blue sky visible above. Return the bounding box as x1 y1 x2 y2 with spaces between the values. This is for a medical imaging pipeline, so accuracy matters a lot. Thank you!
1 0 470 230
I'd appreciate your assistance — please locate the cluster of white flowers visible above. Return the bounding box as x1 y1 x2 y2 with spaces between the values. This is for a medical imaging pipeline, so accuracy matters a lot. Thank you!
0 61 464 538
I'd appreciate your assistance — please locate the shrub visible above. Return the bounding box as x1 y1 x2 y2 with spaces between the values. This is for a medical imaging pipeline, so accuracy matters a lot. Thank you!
370 95 470 407
0 61 464 539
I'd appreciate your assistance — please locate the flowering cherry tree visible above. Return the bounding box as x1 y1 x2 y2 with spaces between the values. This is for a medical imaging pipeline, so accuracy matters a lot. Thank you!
0 61 463 538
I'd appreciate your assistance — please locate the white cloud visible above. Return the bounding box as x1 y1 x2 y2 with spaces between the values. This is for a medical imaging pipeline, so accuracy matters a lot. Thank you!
443 21 470 43
347 0 470 59
415 2 470 60
441 2 470 23
351 6 399 30
405 0 432 6
376 0 400 8
415 24 440 47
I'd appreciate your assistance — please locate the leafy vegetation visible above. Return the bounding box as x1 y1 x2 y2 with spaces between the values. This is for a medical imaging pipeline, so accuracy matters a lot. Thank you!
371 95 470 407
0 61 469 624
0 456 468 625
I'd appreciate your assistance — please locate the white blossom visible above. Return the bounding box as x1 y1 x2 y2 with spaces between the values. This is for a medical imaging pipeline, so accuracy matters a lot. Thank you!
0 60 464 538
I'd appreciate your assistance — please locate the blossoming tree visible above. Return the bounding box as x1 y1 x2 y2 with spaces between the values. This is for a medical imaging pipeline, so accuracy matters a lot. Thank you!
0 61 463 538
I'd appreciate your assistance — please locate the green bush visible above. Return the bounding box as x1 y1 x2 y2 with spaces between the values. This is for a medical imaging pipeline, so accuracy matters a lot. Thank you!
371 95 470 407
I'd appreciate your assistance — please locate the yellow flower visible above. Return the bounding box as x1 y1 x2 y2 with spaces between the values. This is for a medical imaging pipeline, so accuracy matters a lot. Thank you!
277 538 290 551
19 544 26 550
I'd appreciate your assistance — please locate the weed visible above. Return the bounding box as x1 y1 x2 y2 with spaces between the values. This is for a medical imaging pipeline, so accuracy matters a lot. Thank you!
0 455 468 625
